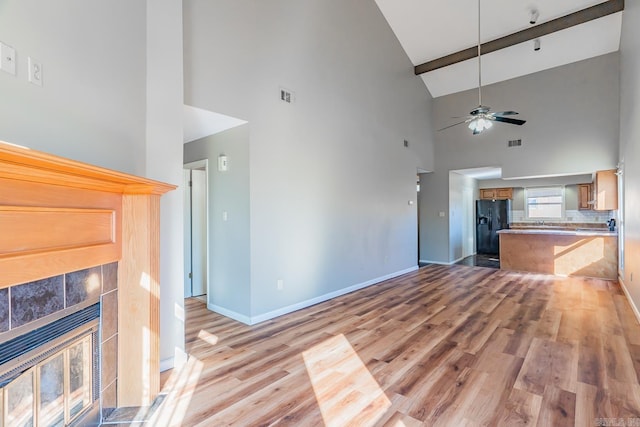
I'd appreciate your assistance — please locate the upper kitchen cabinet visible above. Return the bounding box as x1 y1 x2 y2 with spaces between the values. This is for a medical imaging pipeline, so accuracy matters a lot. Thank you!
593 169 618 211
480 188 513 200
578 183 592 210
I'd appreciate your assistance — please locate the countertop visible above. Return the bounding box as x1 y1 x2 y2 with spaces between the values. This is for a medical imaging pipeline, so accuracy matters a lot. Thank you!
497 228 618 237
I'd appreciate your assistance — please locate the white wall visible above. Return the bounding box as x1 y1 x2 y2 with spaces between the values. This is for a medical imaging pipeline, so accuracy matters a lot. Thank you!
619 0 640 318
0 0 147 174
421 53 620 263
448 172 476 262
146 0 186 371
184 126 252 321
184 0 434 320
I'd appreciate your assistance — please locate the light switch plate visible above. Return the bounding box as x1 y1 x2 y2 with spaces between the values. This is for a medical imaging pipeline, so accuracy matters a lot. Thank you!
0 42 16 75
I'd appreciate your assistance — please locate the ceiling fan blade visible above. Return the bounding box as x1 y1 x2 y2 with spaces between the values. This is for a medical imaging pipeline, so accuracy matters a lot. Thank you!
491 111 519 116
492 116 526 126
437 119 469 132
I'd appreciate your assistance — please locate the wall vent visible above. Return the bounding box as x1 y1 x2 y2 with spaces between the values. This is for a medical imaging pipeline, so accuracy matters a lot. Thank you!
279 87 293 104
507 139 522 147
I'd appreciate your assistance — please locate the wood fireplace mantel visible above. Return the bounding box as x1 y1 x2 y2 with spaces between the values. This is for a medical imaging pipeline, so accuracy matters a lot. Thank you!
0 141 175 407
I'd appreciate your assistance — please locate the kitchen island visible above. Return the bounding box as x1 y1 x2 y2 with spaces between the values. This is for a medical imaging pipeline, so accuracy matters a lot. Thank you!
497 228 618 280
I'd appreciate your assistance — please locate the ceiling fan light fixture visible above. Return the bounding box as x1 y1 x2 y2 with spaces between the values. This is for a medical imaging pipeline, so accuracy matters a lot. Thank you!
468 117 493 134
437 0 526 134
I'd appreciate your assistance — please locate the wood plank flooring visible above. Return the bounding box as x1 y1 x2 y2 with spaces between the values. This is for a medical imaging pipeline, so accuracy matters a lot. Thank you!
149 264 640 426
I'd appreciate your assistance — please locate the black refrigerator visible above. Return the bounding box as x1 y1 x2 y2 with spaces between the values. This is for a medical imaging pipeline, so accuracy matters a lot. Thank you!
476 199 511 255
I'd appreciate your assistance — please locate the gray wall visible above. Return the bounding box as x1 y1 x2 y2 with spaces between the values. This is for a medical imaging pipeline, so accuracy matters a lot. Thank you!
0 0 186 370
184 126 252 319
420 53 620 263
620 0 640 315
0 0 146 174
184 0 434 320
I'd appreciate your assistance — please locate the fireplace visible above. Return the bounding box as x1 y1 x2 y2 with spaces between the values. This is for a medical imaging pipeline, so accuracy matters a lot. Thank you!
0 263 117 426
0 141 174 422
0 311 98 426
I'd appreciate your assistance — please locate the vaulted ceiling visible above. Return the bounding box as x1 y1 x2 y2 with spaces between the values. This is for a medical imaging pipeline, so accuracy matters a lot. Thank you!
375 0 623 97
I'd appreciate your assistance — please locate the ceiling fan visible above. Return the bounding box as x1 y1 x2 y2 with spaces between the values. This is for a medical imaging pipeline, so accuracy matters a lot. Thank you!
439 0 526 135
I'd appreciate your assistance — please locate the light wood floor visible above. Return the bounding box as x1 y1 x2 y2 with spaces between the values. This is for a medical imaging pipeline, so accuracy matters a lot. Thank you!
150 264 640 426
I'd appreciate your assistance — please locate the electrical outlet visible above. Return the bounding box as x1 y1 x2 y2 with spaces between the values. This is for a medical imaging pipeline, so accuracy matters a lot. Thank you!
277 279 284 290
28 57 43 86
0 42 16 75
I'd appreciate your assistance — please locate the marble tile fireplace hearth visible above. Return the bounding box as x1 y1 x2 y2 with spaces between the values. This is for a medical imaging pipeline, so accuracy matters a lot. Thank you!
0 141 175 425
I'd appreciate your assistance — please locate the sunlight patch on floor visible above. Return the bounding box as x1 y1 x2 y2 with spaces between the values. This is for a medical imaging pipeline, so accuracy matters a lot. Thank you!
197 329 219 346
302 334 392 426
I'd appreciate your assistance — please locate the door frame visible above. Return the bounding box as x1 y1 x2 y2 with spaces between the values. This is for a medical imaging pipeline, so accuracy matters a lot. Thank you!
183 159 209 299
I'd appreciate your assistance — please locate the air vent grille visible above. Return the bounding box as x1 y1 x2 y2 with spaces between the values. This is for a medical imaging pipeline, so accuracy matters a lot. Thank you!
508 139 522 147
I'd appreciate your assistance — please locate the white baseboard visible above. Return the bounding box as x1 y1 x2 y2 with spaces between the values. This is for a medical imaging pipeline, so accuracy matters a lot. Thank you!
204 266 417 326
249 266 418 325
160 357 174 372
419 257 465 265
619 276 640 325
207 303 252 325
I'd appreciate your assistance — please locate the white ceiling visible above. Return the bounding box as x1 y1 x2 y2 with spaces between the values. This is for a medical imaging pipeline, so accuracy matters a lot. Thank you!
374 0 622 97
183 105 247 143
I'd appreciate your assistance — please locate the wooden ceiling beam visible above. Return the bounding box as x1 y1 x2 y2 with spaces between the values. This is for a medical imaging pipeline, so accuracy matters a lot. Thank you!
414 0 624 75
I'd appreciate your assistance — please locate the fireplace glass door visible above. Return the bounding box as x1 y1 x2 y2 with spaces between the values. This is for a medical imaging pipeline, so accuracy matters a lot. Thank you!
1 334 93 427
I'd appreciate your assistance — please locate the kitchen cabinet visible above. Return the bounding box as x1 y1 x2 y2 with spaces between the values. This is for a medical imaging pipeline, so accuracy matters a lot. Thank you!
480 187 513 200
593 169 618 211
578 183 592 210
499 229 617 279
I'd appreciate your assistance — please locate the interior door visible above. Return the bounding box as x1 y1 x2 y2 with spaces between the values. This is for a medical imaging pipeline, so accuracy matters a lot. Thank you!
190 169 207 297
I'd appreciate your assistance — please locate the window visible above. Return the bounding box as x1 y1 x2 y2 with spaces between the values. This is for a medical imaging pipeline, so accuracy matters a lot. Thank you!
525 186 565 219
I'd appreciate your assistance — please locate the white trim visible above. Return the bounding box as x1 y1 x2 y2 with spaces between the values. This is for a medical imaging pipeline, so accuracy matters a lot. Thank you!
619 276 640 325
248 266 418 325
160 357 174 372
419 257 465 265
208 303 253 325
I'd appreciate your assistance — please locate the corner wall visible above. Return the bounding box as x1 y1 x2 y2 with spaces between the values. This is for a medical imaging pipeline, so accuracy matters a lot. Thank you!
184 0 434 320
147 0 186 371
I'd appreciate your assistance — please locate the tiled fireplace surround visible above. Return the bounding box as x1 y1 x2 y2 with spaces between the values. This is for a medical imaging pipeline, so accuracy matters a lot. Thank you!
0 262 119 424
0 141 174 425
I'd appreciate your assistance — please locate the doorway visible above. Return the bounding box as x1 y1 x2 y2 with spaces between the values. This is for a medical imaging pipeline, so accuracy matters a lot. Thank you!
184 160 209 300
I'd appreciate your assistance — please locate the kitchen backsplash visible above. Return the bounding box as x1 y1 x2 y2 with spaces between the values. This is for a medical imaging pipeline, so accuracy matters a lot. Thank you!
511 209 616 224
